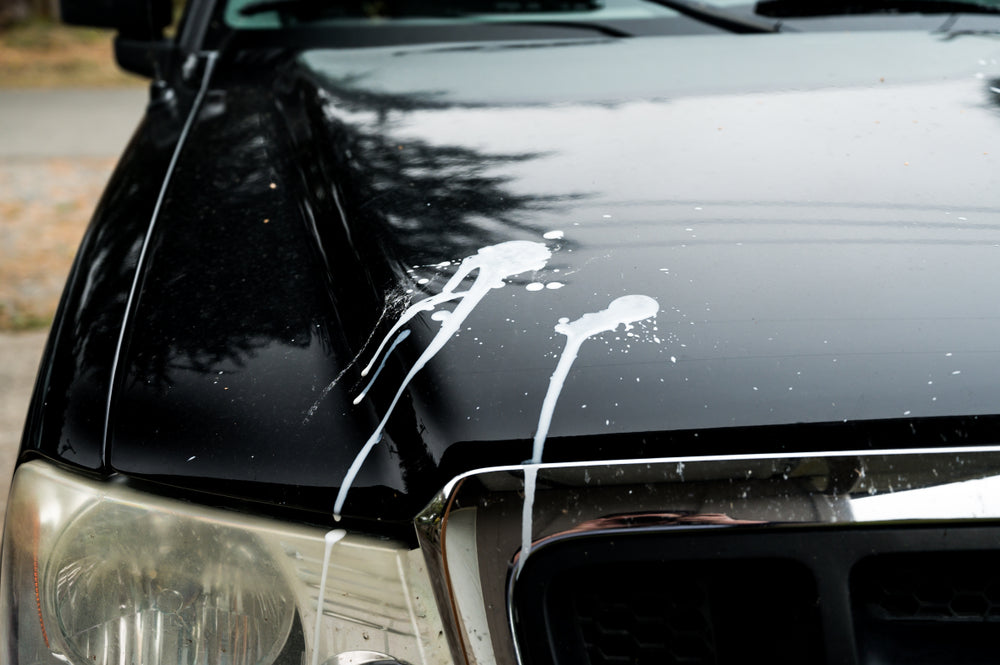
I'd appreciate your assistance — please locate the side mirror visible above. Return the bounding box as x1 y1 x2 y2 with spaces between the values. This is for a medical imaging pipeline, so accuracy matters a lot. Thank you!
60 0 173 38
59 0 175 78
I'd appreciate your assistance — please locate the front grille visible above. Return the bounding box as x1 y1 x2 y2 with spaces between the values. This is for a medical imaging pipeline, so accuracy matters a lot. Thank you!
565 560 820 665
853 552 1000 622
573 574 716 665
511 525 1000 665
851 552 1000 664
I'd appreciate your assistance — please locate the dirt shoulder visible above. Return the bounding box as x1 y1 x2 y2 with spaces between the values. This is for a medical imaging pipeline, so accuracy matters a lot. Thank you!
0 21 144 88
0 154 118 329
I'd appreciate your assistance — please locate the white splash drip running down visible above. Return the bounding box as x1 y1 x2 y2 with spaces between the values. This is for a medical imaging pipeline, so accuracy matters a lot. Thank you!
311 529 346 665
519 294 660 575
333 240 552 519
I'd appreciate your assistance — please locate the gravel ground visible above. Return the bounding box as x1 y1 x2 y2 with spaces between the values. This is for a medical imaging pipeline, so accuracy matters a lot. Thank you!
0 87 146 520
0 155 117 328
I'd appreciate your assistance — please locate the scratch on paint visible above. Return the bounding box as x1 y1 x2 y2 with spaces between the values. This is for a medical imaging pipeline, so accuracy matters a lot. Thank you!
302 290 408 425
334 241 552 519
518 295 660 575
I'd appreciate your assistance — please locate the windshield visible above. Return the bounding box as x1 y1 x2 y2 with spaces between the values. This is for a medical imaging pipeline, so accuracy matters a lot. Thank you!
222 0 1000 27
224 0 705 27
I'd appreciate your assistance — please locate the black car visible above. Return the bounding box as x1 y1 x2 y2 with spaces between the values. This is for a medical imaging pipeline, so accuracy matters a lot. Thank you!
5 0 1000 664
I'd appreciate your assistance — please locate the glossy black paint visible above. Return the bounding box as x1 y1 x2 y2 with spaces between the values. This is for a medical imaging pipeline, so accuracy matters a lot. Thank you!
25 23 1000 527
22 87 190 472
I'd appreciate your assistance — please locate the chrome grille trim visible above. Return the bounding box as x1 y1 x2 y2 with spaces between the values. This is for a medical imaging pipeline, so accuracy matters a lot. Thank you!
416 446 1000 665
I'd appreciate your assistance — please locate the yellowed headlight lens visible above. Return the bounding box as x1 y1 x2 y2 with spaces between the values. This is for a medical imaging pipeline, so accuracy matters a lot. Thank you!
48 500 295 665
0 461 451 665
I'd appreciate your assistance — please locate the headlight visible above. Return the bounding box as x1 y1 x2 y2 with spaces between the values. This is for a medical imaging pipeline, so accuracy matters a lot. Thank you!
1 461 451 665
48 498 294 665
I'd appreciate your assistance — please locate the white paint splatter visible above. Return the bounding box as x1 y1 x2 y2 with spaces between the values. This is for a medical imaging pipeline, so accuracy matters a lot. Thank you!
360 294 460 378
361 243 549 378
311 529 347 665
530 295 660 465
335 241 552 519
546 282 565 290
543 230 564 240
526 282 545 292
518 295 659 577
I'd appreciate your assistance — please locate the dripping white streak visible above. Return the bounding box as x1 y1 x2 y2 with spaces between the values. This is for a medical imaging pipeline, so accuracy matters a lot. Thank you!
353 330 411 405
311 529 347 665
531 295 660 464
521 295 659 577
395 554 428 665
336 241 552 519
516 465 538 579
360 289 466 377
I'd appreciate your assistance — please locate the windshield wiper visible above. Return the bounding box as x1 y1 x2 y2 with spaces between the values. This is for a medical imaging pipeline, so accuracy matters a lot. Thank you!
240 0 315 16
642 0 783 32
240 0 606 17
756 0 1000 18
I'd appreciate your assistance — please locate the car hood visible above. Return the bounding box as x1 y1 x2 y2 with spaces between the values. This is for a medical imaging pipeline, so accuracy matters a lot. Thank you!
109 30 1000 525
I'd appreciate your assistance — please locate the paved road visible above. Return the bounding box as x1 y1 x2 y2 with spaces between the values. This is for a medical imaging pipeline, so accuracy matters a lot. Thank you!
0 88 147 157
0 87 147 519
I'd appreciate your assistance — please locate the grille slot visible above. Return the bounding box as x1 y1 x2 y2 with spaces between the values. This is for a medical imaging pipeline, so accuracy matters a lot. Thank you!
574 576 715 665
851 552 1000 665
853 552 1000 622
526 558 823 665
511 526 1000 665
